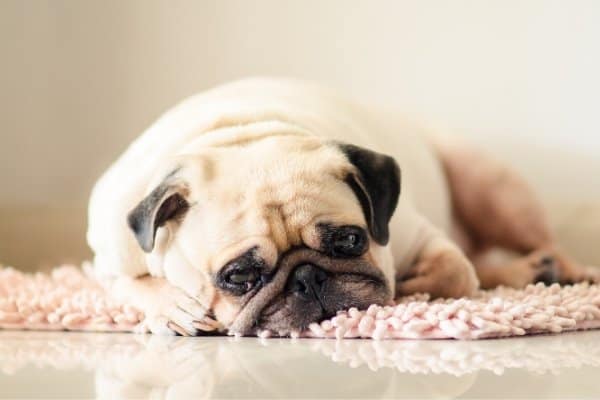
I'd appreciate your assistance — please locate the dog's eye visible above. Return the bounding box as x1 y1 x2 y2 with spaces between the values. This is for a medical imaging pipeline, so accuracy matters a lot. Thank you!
228 271 255 284
216 249 268 295
323 225 368 257
218 267 261 295
225 269 258 291
335 233 359 249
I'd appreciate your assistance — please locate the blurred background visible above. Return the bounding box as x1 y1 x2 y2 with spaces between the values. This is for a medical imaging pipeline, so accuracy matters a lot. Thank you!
1 0 599 271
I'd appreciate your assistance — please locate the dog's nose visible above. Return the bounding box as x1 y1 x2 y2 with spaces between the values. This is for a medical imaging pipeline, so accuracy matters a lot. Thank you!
287 263 328 299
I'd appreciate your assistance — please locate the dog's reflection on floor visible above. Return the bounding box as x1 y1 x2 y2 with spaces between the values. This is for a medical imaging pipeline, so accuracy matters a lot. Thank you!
1 331 600 398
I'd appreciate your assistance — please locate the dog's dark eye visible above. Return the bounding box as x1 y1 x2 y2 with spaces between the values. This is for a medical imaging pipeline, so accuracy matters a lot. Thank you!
335 233 359 249
228 271 255 284
219 266 261 295
224 269 259 293
322 225 368 258
216 249 268 295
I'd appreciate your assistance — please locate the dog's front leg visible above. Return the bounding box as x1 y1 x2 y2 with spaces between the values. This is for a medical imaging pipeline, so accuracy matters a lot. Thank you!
118 227 222 335
396 228 480 299
111 274 221 336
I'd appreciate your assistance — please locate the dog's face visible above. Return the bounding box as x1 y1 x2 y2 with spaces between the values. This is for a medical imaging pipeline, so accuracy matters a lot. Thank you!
127 135 400 335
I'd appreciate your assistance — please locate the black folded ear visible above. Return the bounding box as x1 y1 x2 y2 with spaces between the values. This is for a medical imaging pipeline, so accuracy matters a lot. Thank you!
127 179 190 253
336 143 401 245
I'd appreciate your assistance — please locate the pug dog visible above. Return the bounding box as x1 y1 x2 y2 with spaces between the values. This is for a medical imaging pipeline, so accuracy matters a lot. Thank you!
87 78 598 336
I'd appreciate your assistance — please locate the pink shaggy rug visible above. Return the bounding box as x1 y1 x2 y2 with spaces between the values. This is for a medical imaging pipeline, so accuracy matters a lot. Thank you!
1 265 600 340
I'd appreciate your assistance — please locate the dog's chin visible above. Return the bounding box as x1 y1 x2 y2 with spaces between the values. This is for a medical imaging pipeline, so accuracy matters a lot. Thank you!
255 274 390 336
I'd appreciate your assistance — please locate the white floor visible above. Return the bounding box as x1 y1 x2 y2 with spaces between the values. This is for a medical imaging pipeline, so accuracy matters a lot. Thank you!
1 330 599 399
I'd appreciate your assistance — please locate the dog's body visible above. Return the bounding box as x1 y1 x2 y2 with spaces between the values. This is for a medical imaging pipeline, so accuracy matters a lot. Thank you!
88 78 597 335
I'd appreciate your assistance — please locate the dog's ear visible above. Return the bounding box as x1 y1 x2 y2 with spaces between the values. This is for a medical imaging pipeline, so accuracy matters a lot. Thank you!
127 177 190 253
336 143 401 245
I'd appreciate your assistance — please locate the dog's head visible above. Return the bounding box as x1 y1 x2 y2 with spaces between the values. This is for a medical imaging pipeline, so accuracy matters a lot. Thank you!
127 135 400 335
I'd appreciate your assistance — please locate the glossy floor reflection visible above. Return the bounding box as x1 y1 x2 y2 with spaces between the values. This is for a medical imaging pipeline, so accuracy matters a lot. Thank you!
1 330 599 399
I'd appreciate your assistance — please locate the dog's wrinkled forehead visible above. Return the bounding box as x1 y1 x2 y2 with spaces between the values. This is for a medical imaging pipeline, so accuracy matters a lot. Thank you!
181 137 368 267
128 135 400 264
218 137 350 194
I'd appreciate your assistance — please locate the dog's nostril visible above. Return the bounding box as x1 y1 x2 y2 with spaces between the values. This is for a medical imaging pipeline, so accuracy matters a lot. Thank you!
288 263 327 298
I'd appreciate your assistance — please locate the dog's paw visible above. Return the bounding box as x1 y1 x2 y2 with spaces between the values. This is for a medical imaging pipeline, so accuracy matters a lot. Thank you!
134 282 222 336
526 249 600 286
520 250 599 286
559 263 600 285
530 254 560 285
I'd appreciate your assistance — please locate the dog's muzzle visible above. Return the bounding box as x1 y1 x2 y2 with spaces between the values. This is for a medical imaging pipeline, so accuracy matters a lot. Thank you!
227 247 388 335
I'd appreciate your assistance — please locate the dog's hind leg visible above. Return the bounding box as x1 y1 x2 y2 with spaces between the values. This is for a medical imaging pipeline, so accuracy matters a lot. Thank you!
434 137 600 288
395 219 480 299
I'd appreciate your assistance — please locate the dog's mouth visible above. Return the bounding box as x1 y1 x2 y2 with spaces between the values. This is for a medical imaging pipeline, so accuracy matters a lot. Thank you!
257 274 387 335
227 248 391 336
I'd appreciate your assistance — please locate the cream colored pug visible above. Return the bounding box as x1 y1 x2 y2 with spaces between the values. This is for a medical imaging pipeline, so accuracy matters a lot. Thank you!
87 78 598 336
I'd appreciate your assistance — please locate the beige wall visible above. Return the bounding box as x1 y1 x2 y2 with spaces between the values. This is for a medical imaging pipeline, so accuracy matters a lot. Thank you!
1 0 600 269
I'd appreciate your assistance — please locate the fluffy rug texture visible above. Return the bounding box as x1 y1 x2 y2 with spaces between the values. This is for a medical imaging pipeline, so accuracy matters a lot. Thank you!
1 265 600 339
